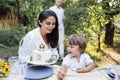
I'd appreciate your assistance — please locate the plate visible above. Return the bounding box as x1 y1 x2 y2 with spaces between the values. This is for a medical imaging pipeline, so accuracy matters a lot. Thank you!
27 60 56 66
25 66 53 79
107 67 115 79
107 65 120 79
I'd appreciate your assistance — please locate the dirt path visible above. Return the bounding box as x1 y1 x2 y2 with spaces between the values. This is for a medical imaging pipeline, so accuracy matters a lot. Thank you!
99 43 120 67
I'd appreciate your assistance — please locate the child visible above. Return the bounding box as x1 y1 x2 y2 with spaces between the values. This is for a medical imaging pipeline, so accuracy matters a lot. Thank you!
57 34 95 80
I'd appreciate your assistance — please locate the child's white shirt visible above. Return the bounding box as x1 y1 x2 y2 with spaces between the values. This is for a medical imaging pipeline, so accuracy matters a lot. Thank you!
62 53 93 70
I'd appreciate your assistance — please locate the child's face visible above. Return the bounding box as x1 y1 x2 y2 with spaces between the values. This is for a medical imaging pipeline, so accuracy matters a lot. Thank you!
67 44 81 57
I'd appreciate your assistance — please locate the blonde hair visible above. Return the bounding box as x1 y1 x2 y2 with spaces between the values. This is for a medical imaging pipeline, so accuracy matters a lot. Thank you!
68 34 87 53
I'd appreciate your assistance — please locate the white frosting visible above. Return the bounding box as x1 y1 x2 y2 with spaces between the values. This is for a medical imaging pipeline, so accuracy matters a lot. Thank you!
32 50 52 63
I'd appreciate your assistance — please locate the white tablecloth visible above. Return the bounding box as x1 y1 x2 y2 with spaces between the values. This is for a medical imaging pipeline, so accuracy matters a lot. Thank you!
44 65 111 80
4 65 112 80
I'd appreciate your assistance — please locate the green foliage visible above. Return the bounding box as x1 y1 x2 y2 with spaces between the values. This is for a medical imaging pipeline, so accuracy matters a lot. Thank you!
64 0 120 50
86 43 102 60
0 44 8 49
0 25 25 47
101 0 120 21
0 0 16 7
6 26 25 46
40 0 55 9
64 0 104 37
0 46 19 60
0 30 13 44
94 62 100 67
86 43 102 67
18 0 55 29
114 32 120 43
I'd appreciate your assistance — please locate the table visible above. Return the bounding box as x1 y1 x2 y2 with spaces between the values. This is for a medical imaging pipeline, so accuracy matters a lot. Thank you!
4 65 112 80
43 65 112 80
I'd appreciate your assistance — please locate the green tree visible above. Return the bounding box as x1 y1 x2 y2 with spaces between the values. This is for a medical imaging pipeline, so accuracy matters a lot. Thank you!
64 0 105 50
64 0 120 50
100 0 120 45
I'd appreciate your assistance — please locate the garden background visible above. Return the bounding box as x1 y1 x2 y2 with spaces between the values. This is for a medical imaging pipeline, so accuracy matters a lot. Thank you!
0 0 120 67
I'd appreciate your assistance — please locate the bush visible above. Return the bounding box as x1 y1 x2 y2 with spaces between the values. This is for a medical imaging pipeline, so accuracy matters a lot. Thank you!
0 30 13 44
0 27 25 46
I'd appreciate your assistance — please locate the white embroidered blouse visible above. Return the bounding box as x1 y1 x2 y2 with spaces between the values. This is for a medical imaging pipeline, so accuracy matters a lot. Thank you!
18 27 59 59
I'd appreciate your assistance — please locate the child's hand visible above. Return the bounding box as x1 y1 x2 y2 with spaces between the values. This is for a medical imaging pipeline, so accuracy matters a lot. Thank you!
77 63 95 73
57 70 66 80
77 68 86 73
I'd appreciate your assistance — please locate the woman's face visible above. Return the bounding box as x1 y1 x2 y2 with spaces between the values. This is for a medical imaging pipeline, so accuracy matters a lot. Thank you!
39 16 56 34
67 44 81 57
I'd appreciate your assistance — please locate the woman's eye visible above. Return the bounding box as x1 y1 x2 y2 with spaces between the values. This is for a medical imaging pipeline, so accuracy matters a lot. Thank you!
52 23 55 26
46 22 51 25
46 22 55 26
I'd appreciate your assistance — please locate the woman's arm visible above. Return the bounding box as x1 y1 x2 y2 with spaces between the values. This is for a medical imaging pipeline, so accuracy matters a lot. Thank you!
77 63 95 73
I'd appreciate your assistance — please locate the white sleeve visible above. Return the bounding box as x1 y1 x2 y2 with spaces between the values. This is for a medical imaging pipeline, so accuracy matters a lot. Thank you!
18 34 33 60
84 54 93 66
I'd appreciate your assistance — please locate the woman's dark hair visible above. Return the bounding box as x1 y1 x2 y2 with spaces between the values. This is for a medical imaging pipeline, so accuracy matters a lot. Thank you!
38 10 59 48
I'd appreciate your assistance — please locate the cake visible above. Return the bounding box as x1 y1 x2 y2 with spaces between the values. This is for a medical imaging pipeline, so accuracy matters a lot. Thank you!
32 50 52 63
31 44 52 63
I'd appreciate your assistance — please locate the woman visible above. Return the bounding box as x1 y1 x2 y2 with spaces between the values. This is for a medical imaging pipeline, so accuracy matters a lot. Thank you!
18 10 59 62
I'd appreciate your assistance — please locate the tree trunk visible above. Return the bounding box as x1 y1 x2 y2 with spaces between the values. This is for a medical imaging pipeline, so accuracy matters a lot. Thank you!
97 21 102 51
105 21 115 45
97 32 101 51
